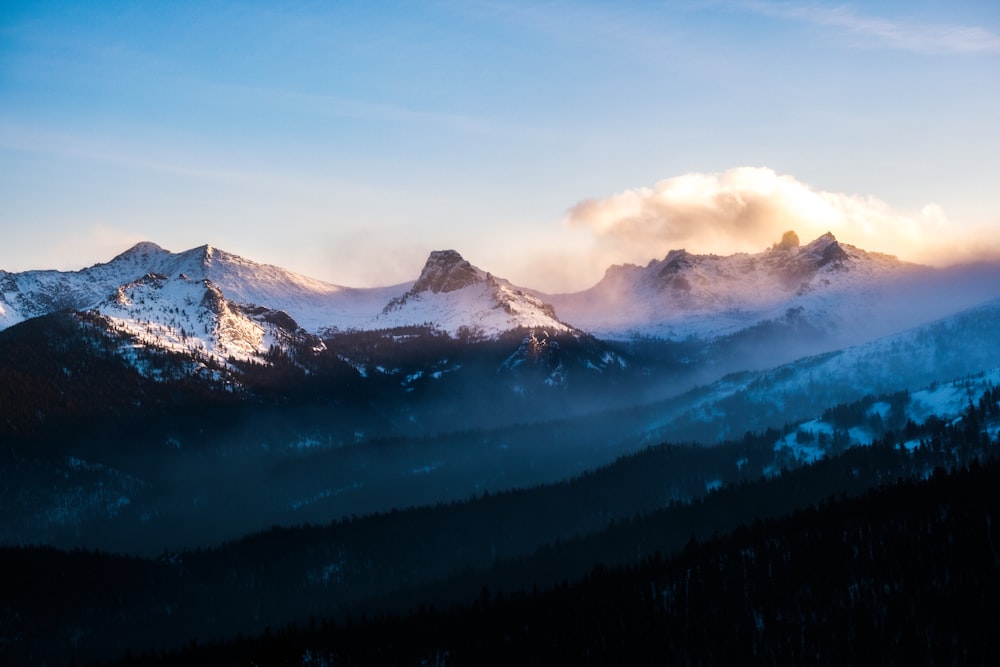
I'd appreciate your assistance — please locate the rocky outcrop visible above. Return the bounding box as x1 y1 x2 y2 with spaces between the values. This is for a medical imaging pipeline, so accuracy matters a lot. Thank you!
411 250 483 294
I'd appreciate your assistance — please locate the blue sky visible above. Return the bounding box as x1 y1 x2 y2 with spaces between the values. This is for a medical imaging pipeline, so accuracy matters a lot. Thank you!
1 1 998 290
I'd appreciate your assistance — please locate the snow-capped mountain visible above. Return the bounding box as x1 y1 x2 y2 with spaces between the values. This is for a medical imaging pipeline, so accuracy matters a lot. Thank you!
544 231 1000 346
95 271 328 365
0 243 575 372
4 234 1000 378
0 242 405 334
1 242 410 369
373 249 573 338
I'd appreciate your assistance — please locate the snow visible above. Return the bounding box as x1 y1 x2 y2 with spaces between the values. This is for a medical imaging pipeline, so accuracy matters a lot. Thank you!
772 368 1000 464
95 274 276 368
541 233 1000 344
374 275 572 338
543 234 903 339
2 242 591 372
775 426 827 464
908 384 971 423
0 241 410 338
5 238 1000 397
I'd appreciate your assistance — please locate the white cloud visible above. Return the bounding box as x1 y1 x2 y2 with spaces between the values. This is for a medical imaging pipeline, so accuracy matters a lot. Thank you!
565 167 958 267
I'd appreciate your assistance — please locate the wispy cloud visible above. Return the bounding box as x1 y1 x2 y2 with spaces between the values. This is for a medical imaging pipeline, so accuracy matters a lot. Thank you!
210 83 547 140
0 121 401 198
0 121 273 187
741 1 1000 54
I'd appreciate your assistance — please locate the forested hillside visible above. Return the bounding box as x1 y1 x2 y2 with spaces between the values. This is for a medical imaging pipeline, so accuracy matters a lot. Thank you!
3 385 998 665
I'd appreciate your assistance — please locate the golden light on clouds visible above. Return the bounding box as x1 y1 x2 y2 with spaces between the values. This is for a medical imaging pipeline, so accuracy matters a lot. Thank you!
565 167 976 269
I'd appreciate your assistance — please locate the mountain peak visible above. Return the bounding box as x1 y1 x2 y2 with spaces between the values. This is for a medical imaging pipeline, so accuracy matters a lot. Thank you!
412 250 483 294
111 241 168 263
774 230 800 251
801 232 848 267
193 244 215 262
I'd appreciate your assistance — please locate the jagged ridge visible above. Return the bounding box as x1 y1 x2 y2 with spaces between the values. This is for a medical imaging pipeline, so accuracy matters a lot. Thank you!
378 249 572 339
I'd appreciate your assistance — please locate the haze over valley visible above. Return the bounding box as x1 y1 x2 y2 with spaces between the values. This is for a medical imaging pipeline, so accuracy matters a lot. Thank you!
3 1 1000 664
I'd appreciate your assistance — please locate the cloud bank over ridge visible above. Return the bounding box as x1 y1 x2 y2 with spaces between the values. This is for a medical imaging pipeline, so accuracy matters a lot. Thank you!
563 167 989 272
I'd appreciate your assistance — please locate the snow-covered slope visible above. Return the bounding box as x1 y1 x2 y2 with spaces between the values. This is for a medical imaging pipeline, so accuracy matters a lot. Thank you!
0 242 416 370
372 250 573 338
94 271 328 365
5 236 1000 370
637 295 1000 445
544 231 999 345
776 367 1000 466
151 244 407 334
1 243 575 370
0 242 406 335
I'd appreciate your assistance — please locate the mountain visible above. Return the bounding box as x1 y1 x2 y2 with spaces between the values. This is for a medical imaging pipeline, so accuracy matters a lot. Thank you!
374 249 573 339
0 242 405 335
0 244 576 372
5 233 1000 664
633 295 1000 445
6 233 1000 349
544 231 1000 348
4 234 1000 393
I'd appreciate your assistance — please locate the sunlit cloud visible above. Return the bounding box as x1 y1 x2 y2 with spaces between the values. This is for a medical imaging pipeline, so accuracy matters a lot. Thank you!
740 1 1000 54
565 167 968 269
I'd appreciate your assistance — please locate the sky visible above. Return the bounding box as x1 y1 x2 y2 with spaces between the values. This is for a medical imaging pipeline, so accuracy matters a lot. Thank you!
1 0 998 292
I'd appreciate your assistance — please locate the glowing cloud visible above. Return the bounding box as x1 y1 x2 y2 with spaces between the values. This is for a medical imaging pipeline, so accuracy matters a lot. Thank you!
565 167 960 267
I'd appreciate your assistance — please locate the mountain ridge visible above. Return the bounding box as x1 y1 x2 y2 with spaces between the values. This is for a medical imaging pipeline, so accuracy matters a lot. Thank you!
542 231 916 339
377 249 572 338
4 233 1000 373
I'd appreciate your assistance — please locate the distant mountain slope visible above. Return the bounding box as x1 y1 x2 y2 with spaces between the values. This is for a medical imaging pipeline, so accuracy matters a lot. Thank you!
5 400 997 666
544 231 1000 346
639 295 1000 443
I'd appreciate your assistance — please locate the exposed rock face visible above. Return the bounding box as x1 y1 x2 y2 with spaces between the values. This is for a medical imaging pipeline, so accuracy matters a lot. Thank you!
377 250 574 337
411 250 482 294
796 232 849 268
776 230 800 250
819 239 849 267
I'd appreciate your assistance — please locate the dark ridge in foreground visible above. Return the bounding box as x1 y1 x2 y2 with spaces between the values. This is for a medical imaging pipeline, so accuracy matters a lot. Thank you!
2 385 997 665
112 457 1000 666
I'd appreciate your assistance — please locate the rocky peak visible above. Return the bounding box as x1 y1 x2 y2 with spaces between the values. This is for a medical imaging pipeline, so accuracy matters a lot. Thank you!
774 230 800 251
194 244 216 264
658 249 694 275
411 250 483 294
109 241 168 266
800 232 849 267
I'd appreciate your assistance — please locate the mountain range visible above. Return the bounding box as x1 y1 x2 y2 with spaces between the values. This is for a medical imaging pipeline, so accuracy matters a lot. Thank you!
3 230 1000 549
4 231 999 378
4 231 1000 664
